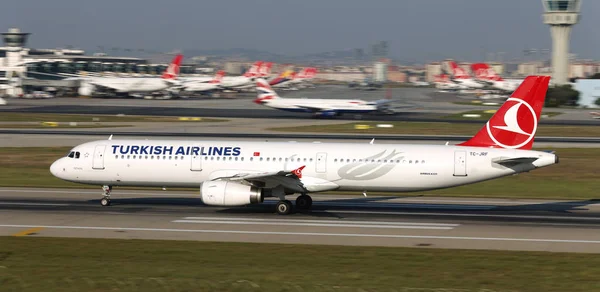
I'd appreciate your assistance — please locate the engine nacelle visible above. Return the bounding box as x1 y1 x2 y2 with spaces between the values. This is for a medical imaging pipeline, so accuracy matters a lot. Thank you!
200 181 263 206
78 83 95 96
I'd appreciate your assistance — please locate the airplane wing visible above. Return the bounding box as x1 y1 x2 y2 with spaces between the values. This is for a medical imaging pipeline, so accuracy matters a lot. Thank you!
211 166 307 193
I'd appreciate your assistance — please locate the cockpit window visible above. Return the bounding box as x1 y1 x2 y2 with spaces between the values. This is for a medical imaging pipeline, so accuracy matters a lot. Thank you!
67 151 81 159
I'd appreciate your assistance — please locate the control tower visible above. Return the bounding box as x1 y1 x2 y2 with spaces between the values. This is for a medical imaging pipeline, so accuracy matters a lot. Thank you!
542 0 581 85
1 28 30 96
2 27 29 67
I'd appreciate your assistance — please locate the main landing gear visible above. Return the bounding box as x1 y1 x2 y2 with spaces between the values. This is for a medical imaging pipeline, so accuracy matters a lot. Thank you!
100 185 112 206
275 194 313 215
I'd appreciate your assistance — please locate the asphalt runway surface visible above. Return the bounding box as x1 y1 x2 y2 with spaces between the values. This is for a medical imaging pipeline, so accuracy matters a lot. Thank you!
2 105 599 125
1 85 597 125
2 130 600 147
3 188 600 253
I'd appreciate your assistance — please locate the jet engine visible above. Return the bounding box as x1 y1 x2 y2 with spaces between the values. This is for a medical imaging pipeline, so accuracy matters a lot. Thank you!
78 83 95 96
200 181 263 206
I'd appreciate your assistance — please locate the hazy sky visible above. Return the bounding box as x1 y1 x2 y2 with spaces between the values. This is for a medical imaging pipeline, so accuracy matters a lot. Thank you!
1 0 598 63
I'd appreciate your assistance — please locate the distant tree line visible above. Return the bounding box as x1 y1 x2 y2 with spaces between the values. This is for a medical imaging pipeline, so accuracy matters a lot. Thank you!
545 84 579 107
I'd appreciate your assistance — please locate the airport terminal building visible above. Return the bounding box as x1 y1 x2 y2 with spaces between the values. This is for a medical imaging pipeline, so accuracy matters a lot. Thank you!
0 28 200 96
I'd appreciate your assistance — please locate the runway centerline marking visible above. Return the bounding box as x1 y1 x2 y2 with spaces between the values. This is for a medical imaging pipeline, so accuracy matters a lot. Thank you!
172 220 455 230
1 224 600 244
179 217 460 226
12 227 44 237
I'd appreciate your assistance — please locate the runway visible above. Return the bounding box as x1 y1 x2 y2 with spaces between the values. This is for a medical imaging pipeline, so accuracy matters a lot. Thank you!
2 188 600 253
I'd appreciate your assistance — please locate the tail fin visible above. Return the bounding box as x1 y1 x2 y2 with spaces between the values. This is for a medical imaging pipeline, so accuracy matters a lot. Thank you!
458 76 550 150
254 78 280 104
209 70 225 84
434 74 450 83
161 54 183 79
296 68 309 79
268 70 295 85
258 62 273 77
297 67 317 79
471 63 502 81
243 61 263 78
447 61 470 79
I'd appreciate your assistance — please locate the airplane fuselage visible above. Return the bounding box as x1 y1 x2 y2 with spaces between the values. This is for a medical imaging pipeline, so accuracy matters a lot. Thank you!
83 77 171 93
51 140 557 192
260 98 382 114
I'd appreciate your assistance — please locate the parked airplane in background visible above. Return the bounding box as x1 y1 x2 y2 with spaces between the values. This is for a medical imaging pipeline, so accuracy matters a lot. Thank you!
471 63 522 92
218 61 271 90
446 61 485 89
270 68 318 89
176 70 225 93
254 78 394 117
76 54 183 96
49 76 557 215
433 74 468 91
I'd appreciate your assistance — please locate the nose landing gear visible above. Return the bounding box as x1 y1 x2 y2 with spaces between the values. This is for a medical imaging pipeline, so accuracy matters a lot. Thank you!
100 185 112 206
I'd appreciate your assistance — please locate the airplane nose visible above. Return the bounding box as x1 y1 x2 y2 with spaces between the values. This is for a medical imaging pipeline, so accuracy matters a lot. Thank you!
50 159 65 178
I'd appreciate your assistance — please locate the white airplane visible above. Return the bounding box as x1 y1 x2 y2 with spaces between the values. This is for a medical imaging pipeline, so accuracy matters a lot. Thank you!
446 61 485 89
432 74 469 91
76 54 183 96
50 76 557 215
253 78 394 117
182 61 272 92
471 63 523 92
176 70 224 93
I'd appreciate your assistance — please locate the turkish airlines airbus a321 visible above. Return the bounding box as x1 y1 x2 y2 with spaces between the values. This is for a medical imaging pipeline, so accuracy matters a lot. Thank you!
50 76 557 215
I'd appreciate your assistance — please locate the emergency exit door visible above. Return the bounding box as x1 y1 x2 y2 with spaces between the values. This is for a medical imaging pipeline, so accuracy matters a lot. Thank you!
453 151 467 176
92 145 106 170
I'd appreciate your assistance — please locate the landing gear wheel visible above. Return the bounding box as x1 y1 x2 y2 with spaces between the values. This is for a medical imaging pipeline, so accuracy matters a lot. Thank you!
101 185 112 206
100 197 111 206
276 200 293 215
295 195 313 210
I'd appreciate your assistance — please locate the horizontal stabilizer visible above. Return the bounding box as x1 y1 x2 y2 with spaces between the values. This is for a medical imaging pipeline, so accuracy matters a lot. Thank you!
492 157 539 167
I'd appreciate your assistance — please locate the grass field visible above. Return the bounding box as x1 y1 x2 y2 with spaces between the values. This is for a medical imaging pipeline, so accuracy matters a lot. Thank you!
270 121 600 137
0 237 598 292
1 147 598 199
0 112 227 123
453 101 502 106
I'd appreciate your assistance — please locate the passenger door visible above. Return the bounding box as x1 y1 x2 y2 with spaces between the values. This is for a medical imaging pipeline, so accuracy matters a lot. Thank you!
453 151 467 176
92 145 106 170
316 152 327 173
190 147 203 171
